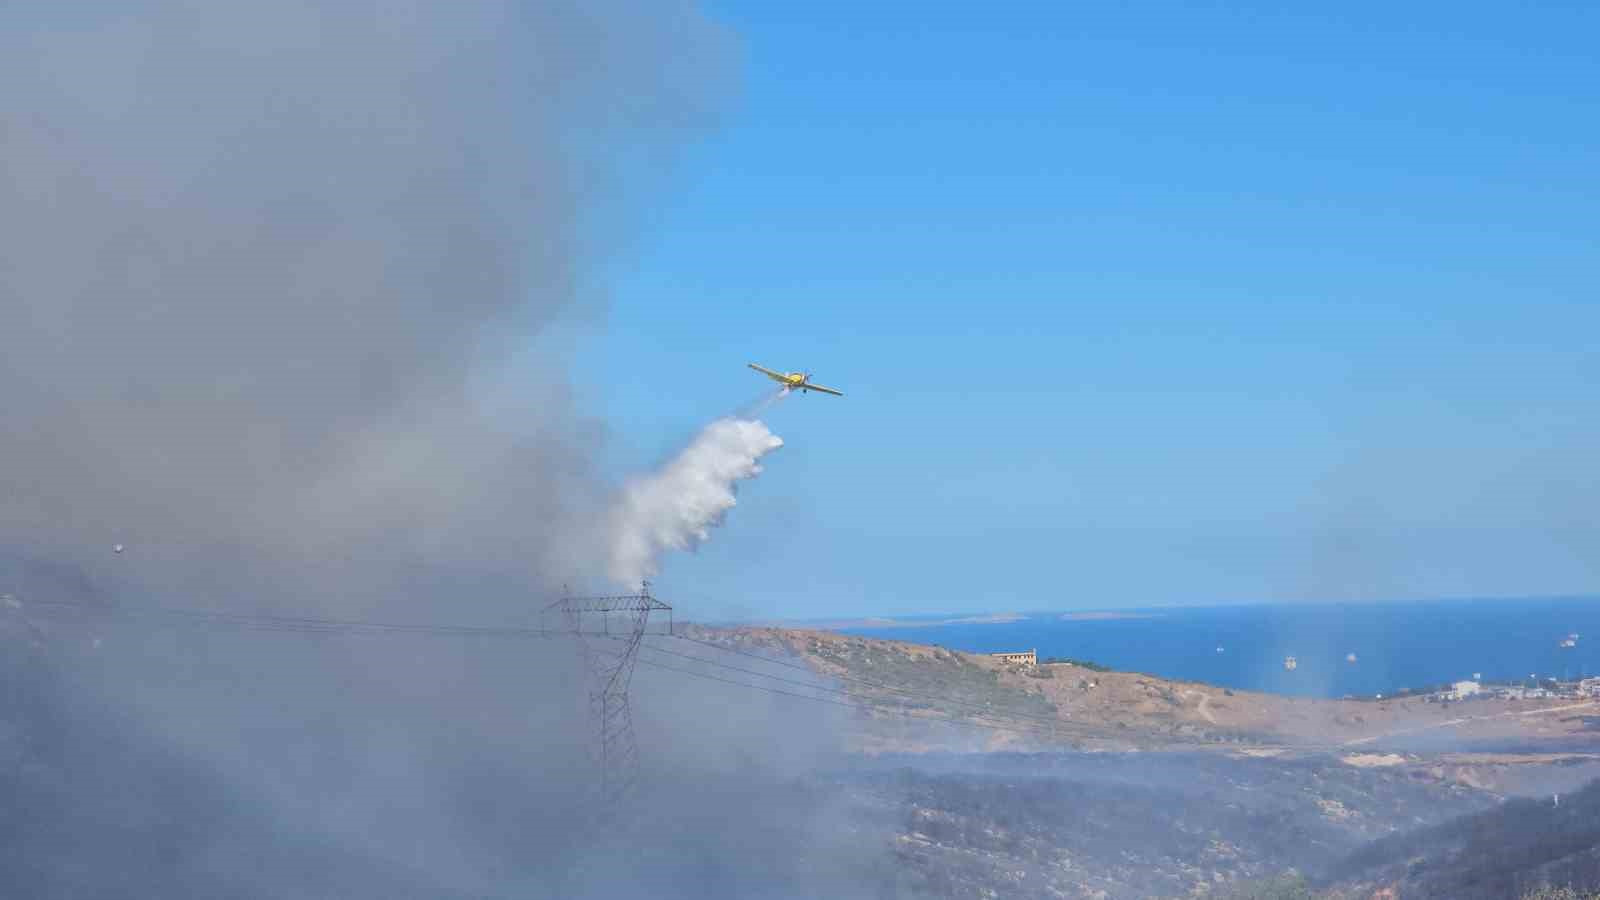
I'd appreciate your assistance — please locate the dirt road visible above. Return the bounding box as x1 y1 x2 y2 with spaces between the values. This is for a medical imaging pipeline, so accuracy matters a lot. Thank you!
1342 699 1600 747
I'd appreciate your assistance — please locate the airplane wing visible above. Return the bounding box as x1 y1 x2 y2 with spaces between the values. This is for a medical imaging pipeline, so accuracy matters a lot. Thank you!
747 363 784 379
803 383 844 397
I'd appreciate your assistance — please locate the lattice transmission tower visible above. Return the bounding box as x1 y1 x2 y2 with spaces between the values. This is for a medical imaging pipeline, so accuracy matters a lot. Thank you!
543 581 671 804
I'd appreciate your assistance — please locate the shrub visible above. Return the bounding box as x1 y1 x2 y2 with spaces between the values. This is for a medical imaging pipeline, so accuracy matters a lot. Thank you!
1040 657 1111 672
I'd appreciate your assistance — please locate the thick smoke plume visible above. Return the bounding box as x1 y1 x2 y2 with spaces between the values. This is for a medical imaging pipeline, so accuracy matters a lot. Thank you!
0 4 876 898
0 0 728 606
608 417 783 586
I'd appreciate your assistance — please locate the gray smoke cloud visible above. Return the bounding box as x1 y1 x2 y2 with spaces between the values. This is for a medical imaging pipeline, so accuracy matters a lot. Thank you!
0 0 731 606
0 4 882 897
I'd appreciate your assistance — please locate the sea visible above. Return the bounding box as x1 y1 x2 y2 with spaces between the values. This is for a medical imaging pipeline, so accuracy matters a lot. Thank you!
834 597 1600 699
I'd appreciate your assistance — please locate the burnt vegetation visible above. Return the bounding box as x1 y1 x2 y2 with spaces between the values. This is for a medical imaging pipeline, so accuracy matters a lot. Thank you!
1325 777 1600 899
839 752 1494 899
11 613 1600 899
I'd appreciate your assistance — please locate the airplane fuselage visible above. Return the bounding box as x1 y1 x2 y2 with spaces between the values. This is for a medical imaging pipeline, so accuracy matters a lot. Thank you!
746 362 843 396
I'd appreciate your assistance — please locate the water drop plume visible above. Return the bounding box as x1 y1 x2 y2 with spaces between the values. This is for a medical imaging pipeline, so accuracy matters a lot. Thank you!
608 417 782 586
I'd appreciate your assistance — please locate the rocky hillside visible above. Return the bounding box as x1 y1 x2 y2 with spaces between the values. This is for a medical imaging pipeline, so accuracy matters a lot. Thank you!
840 751 1495 899
1323 777 1600 899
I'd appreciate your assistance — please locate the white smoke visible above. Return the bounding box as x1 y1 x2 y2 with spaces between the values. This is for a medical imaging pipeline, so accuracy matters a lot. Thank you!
608 418 783 586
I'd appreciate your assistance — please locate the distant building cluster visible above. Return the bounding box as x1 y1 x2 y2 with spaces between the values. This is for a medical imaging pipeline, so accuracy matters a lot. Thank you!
990 649 1037 667
1415 676 1600 704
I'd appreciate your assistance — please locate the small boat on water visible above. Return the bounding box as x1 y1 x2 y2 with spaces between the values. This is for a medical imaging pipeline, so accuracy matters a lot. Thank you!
1284 656 1298 671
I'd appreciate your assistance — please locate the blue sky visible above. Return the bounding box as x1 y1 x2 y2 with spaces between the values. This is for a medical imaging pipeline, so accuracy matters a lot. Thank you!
565 1 1598 619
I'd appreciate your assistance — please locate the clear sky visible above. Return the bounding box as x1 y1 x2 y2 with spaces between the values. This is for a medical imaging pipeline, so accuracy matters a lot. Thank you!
564 1 1599 620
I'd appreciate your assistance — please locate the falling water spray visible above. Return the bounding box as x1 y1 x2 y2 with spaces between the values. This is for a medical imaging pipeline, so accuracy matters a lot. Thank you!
607 417 783 586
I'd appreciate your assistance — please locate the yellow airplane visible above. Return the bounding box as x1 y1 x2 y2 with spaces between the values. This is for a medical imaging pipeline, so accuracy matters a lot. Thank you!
747 363 844 396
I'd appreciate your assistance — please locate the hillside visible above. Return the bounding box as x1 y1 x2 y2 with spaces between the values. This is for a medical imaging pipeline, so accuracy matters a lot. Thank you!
1323 777 1600 899
846 751 1495 899
10 608 1600 899
688 625 1600 754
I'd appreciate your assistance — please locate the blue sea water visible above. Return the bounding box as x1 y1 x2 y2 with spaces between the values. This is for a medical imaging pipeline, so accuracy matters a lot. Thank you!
836 597 1600 698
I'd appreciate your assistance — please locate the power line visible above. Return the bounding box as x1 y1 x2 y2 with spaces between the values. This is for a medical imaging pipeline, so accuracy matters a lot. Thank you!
21 598 636 639
661 632 1071 728
638 640 1074 737
18 597 1074 742
630 655 1069 741
638 644 1077 739
568 641 1073 741
634 657 867 712
641 641 857 694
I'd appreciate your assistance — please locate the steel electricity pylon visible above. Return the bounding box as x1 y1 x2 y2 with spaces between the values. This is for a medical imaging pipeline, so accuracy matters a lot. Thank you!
543 582 671 804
